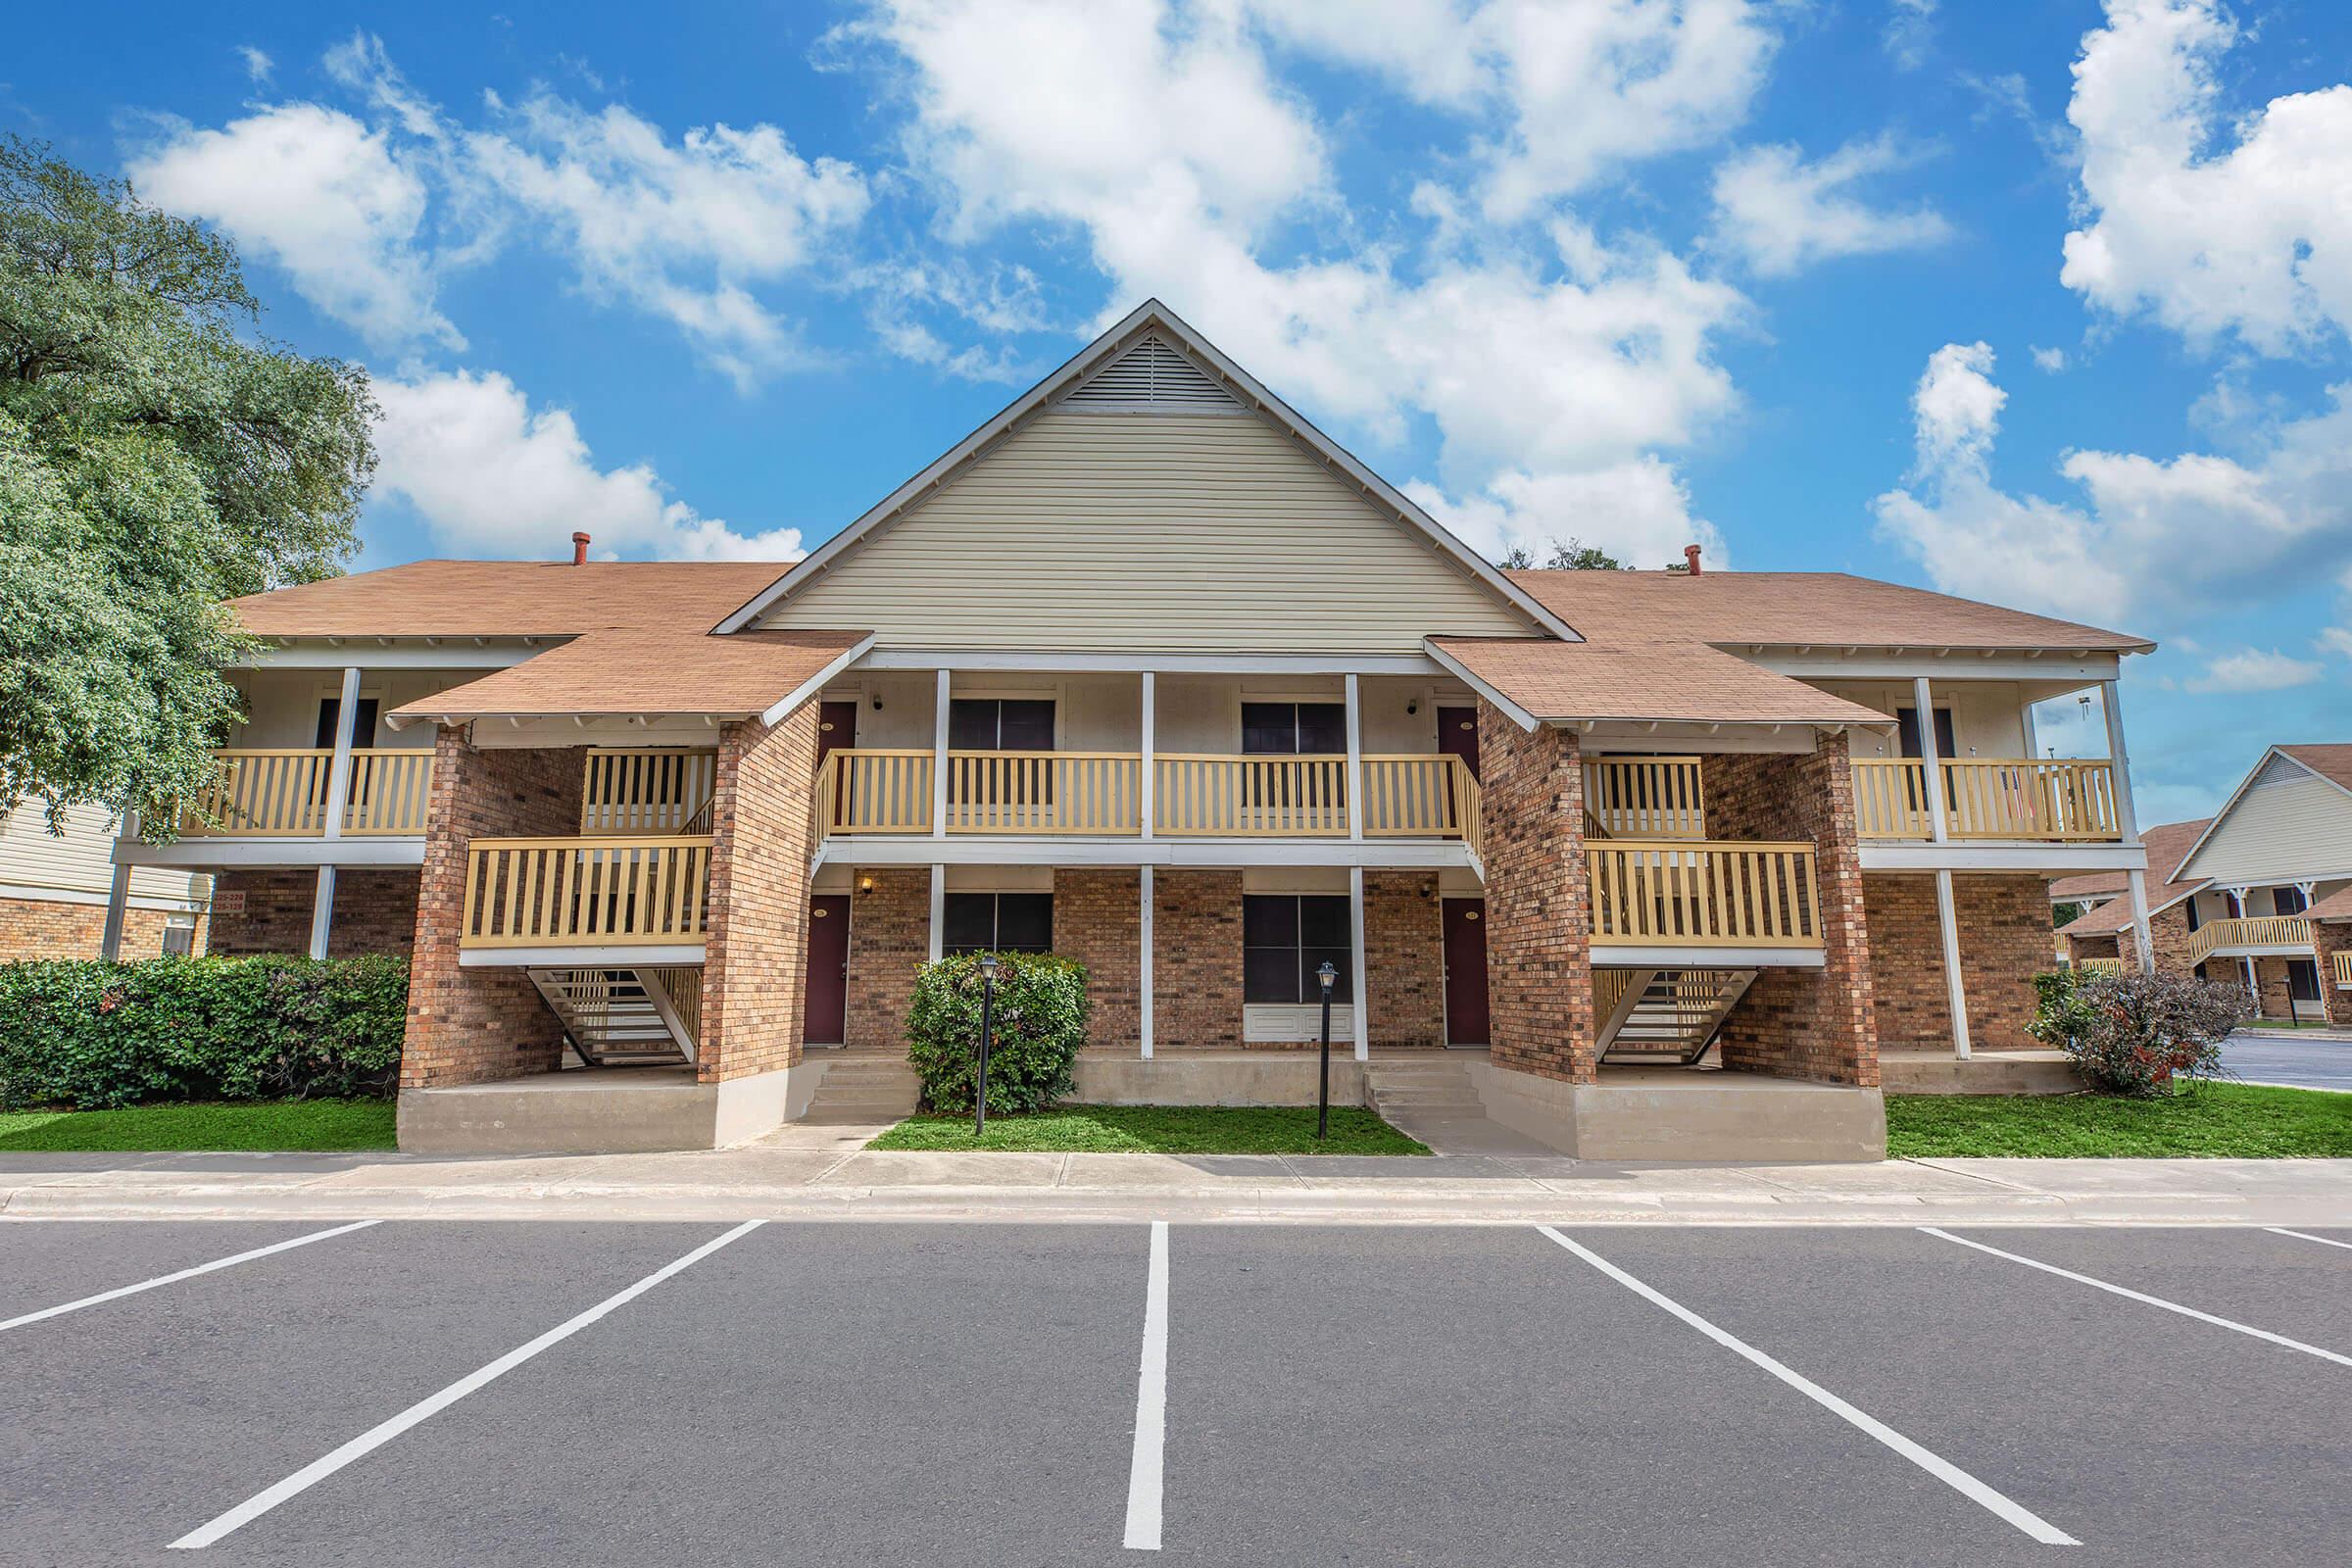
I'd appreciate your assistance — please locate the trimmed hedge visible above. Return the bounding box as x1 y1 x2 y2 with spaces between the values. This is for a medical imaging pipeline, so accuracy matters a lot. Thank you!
0 956 409 1110
905 952 1090 1114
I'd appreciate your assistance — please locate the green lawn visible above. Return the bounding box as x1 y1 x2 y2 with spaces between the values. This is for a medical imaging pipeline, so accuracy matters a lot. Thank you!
0 1099 397 1152
1886 1082 2352 1158
868 1103 1430 1155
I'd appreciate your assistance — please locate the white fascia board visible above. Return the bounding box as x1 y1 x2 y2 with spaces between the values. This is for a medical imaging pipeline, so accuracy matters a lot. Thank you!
714 300 1579 644
1579 725 1832 755
1858 843 2151 874
760 634 878 725
1420 641 1540 730
460 944 706 969
2199 942 2317 959
816 835 1476 871
236 640 547 670
1593 945 1827 969
114 839 427 870
1741 649 2124 684
858 649 1443 676
454 715 753 745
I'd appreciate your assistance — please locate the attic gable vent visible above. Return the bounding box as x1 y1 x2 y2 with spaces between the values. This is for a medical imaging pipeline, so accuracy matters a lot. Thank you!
1063 333 1246 414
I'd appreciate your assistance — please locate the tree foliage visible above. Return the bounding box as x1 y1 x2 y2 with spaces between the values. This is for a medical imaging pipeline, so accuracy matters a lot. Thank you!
0 137 377 833
1497 538 1628 570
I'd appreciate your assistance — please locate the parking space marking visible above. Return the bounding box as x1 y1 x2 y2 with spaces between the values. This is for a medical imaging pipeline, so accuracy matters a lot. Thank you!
0 1221 380 1335
1122 1220 1169 1552
1922 1228 2352 1368
167 1218 766 1551
1537 1226 2081 1546
2264 1227 2352 1253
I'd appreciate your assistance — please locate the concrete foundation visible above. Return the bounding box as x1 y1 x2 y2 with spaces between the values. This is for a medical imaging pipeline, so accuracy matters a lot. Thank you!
398 1064 804 1154
1464 1059 1888 1162
1071 1052 1372 1107
1879 1050 2082 1096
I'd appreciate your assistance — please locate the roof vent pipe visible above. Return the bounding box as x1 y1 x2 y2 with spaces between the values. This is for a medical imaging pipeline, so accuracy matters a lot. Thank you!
571 531 591 565
1683 544 1703 576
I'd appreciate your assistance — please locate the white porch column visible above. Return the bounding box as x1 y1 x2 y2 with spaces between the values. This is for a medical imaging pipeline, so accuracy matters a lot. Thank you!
2103 679 2154 970
99 846 133 962
1344 672 1363 843
1913 676 1969 1058
309 666 363 961
931 669 951 839
1139 671 1155 841
2124 869 2154 972
1934 869 1972 1060
308 865 336 960
1348 864 1368 1061
1139 863 1154 1058
927 862 946 963
1911 676 1949 843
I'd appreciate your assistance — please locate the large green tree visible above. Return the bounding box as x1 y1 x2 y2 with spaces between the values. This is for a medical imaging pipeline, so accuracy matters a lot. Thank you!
0 137 375 836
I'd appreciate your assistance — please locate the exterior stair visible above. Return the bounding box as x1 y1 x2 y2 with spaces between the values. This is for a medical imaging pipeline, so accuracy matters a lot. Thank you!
529 967 697 1068
1595 968 1756 1066
1363 1055 1486 1121
802 1056 921 1121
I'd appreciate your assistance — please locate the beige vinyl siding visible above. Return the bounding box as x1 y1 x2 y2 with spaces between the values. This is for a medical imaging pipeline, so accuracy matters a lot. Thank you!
760 411 1535 652
1814 681 2031 760
2178 757 2352 885
0 803 208 908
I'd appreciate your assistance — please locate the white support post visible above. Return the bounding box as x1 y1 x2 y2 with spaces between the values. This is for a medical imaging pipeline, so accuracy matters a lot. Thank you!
2022 698 2041 760
321 665 362 843
1348 864 1368 1061
927 862 946 963
2124 869 2154 974
1911 676 1949 844
1934 868 1972 1060
308 865 336 960
1914 676 1970 1058
1140 671 1155 841
1139 863 1154 1058
1345 672 1364 843
2100 679 2142 845
931 669 951 839
99 855 133 961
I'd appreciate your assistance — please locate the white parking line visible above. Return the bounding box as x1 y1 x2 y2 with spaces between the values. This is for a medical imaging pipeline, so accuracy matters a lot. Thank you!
169 1219 766 1551
1122 1219 1169 1552
1922 1228 2352 1368
0 1221 380 1335
2264 1227 2352 1253
1537 1226 2080 1546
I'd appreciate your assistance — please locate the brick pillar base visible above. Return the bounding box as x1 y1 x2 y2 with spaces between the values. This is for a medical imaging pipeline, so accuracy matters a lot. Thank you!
1054 870 1142 1052
1475 702 1594 1084
699 708 819 1084
1154 870 1244 1051
2315 920 2352 1027
846 869 929 1054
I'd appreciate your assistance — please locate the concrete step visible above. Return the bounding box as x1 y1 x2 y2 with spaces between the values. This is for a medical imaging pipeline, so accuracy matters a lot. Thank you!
1372 1089 1485 1108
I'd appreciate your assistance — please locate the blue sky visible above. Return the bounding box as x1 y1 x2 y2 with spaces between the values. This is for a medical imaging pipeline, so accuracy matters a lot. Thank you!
10 1 2351 823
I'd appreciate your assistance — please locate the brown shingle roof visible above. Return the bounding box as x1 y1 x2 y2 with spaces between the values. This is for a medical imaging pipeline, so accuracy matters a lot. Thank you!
2055 819 2211 937
2279 745 2352 793
2050 817 2209 901
1429 635 1893 727
228 561 793 639
387 628 869 722
2306 885 2352 922
1508 569 2154 653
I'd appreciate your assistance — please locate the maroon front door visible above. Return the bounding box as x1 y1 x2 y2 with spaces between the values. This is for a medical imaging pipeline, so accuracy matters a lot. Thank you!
1437 706 1480 780
816 701 858 767
805 895 851 1046
1442 898 1490 1047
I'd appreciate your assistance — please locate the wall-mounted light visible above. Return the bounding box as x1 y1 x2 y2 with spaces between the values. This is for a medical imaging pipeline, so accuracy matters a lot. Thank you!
1405 698 1420 716
871 694 884 710
857 874 876 895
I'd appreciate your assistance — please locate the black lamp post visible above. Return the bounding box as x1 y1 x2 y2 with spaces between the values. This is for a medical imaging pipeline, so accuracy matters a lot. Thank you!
973 952 1000 1139
1315 960 1337 1141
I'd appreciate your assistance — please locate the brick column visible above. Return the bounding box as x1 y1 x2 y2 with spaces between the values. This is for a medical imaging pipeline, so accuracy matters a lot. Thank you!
2314 919 2352 1027
1701 735 1877 1086
1054 869 1142 1052
2122 903 2197 977
1475 701 1594 1085
1864 872 2050 1053
1364 871 1445 1048
699 706 820 1084
1154 870 1244 1051
845 869 929 1054
401 729 585 1089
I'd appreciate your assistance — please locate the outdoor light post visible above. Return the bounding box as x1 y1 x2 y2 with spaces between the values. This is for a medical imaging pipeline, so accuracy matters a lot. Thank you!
1315 961 1336 1141
974 953 1000 1139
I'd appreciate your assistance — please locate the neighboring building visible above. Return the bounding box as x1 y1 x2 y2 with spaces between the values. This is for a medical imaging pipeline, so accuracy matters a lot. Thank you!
0 801 207 959
107 302 2160 1157
2057 746 2352 1024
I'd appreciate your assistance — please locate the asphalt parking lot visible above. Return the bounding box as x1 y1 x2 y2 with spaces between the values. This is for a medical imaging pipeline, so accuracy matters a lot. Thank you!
1 1220 2345 1566
2222 1030 2352 1091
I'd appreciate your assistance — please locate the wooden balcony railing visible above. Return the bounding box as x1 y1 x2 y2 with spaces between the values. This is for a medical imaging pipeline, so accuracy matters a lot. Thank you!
2333 951 2352 989
1155 755 1349 836
1584 758 1705 840
2079 956 2125 975
581 749 716 835
1588 841 1822 949
2188 915 2313 965
946 751 1143 834
816 748 935 836
460 835 713 949
179 747 434 838
1359 756 1480 839
1849 758 2122 842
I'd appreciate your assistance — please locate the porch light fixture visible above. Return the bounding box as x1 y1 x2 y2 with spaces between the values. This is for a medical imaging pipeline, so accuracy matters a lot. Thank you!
1315 961 1338 1141
973 953 1002 1139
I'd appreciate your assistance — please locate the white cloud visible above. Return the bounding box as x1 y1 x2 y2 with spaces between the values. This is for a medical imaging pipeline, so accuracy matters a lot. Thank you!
2031 344 2068 371
236 46 273 85
371 370 805 561
2318 626 2352 658
2185 647 2324 693
2062 0 2352 354
1709 136 1950 277
1408 458 1726 573
126 102 461 350
1884 0 1936 72
1874 343 2352 624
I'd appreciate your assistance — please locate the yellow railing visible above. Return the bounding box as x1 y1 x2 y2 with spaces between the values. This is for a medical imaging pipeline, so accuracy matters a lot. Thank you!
581 750 716 835
460 835 712 949
1361 755 1480 841
815 749 935 838
1584 758 1705 839
2079 956 2125 975
1588 841 1822 949
2189 915 2313 965
946 751 1142 834
179 747 433 837
1593 966 1632 1025
1849 759 1935 841
1851 758 2122 841
1154 755 1349 836
2333 951 2352 988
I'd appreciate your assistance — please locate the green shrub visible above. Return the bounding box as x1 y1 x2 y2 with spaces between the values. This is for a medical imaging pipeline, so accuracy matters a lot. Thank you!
2029 965 2247 1097
0 956 409 1110
904 952 1089 1115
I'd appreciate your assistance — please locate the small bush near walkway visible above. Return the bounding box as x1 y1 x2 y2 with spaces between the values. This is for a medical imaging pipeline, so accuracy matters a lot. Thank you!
868 1104 1429 1155
905 951 1089 1114
2029 967 2247 1096
0 1099 397 1152
0 956 409 1110
1886 1082 2352 1158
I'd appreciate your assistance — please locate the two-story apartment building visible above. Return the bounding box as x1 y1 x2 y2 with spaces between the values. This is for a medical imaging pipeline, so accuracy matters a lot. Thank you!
107 303 2157 1158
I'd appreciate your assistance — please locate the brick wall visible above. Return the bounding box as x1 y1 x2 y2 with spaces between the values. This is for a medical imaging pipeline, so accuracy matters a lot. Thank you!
1364 871 1445 1049
0 898 205 960
1475 702 1594 1084
1700 738 1877 1086
1864 873 2050 1054
1154 870 1244 1051
2065 931 2122 966
1054 869 1141 1052
208 868 420 957
699 709 819 1084
2121 902 2197 977
846 868 928 1054
2315 920 2352 1027
400 731 584 1090
2249 956 2295 1021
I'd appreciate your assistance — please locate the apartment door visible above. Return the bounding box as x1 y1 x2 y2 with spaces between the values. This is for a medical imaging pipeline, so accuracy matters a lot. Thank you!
1437 707 1480 780
804 895 851 1047
816 701 858 766
1442 898 1491 1047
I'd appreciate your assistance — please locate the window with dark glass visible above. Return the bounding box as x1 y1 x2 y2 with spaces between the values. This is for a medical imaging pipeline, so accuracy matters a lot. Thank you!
2273 886 2308 914
1241 702 1347 755
1243 894 1352 1004
942 892 1053 956
2287 958 2322 1003
949 699 1055 751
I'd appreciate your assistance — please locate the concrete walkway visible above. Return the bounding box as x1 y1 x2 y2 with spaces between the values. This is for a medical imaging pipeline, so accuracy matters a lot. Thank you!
3 1145 2348 1227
